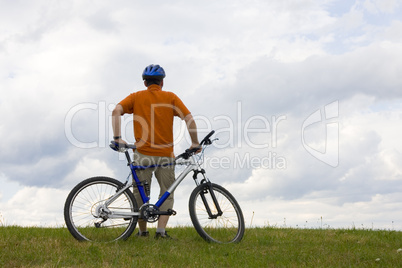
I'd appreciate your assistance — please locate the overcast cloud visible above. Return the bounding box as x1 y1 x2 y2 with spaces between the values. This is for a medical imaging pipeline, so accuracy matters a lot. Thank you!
1 0 402 229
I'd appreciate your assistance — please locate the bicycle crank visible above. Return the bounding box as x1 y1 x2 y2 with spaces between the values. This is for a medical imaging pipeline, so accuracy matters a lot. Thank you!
140 205 177 223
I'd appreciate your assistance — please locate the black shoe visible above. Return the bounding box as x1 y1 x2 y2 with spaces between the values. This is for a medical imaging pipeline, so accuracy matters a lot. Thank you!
135 231 149 237
155 231 174 240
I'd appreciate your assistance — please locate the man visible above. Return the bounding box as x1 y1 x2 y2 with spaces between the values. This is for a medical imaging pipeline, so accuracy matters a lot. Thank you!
112 64 199 239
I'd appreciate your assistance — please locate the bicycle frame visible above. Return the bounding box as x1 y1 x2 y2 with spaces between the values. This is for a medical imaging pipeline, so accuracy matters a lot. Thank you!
101 150 208 219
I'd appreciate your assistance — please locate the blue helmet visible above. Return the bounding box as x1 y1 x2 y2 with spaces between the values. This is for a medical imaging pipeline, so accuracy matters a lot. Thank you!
142 64 166 80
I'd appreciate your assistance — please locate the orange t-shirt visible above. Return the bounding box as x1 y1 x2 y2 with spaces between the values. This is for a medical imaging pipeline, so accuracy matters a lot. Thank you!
119 84 191 157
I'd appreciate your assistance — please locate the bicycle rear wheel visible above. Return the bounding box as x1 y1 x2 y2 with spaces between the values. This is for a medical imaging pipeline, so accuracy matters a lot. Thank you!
64 176 138 242
189 183 245 243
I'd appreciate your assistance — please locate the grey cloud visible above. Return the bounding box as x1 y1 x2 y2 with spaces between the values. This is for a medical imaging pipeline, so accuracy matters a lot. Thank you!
207 43 402 118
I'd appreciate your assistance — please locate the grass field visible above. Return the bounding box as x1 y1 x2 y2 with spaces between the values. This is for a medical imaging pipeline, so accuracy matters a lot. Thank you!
1 226 402 267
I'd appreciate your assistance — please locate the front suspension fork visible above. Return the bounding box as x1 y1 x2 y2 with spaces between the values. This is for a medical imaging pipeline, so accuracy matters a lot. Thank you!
193 169 223 219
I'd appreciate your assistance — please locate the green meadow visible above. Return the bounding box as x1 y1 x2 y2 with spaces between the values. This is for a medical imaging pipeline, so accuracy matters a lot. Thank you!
1 226 402 267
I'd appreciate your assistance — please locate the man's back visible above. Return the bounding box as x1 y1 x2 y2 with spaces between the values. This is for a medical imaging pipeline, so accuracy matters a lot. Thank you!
119 84 190 157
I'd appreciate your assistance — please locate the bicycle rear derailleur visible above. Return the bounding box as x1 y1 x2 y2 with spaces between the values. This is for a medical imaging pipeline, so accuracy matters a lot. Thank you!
140 204 177 223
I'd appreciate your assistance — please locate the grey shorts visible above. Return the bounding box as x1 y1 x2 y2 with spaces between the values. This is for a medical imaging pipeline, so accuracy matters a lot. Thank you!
132 150 175 212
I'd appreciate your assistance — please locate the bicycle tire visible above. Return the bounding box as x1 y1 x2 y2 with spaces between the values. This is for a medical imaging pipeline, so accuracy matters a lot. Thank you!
64 176 138 242
189 183 245 243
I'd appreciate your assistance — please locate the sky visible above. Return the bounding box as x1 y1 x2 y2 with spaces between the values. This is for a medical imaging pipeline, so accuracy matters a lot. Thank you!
1 0 402 230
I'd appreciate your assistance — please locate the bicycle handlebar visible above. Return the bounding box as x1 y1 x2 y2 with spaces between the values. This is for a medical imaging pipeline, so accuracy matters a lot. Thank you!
176 130 215 160
109 130 216 159
109 142 136 152
200 130 215 146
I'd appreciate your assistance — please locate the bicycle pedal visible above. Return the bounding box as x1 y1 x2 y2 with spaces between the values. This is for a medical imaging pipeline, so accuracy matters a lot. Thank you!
167 209 177 216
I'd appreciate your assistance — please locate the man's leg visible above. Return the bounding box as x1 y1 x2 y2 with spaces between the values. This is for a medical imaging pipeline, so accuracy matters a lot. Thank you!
132 150 154 235
157 215 170 230
154 158 175 236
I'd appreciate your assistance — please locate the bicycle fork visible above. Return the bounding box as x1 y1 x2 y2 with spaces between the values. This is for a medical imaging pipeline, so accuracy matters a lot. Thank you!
202 183 223 219
193 170 223 219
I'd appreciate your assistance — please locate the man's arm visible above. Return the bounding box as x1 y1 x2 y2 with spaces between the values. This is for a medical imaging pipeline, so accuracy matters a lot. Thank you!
112 104 126 143
184 114 199 149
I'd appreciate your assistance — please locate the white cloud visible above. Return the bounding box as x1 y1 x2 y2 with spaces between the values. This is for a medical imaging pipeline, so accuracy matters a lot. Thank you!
363 0 400 14
1 186 69 226
239 192 402 229
62 156 116 187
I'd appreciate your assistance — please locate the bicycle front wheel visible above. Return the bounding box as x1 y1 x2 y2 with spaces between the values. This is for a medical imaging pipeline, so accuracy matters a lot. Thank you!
64 176 138 242
189 183 245 243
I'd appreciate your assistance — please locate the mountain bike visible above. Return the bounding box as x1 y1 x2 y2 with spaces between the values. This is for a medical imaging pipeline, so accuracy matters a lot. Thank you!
64 130 245 243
